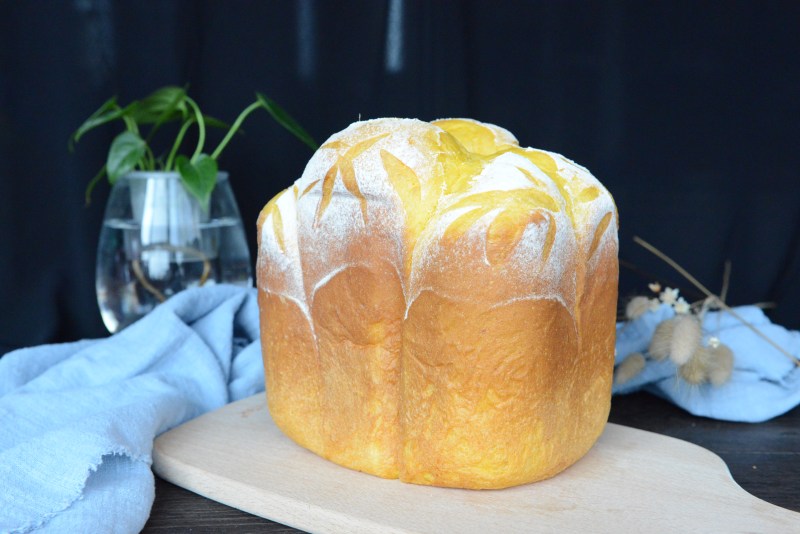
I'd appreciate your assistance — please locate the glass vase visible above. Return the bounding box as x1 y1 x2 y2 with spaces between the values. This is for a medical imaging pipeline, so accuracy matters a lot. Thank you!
96 171 252 333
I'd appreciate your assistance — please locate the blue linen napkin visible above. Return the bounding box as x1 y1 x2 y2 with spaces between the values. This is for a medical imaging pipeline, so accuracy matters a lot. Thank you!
0 285 264 534
613 303 800 422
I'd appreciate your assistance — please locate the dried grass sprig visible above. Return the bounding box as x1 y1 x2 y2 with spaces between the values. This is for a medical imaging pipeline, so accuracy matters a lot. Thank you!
625 296 651 321
615 352 646 385
707 344 734 386
649 319 675 361
719 260 732 304
680 347 712 385
670 316 702 365
633 236 799 367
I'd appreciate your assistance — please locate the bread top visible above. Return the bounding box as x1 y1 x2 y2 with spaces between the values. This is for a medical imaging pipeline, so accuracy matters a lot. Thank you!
258 118 617 322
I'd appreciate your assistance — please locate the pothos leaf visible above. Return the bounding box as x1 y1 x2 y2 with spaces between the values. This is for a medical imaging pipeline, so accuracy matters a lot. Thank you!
69 97 132 149
203 114 230 130
84 165 107 206
130 86 188 124
106 131 146 183
255 92 318 150
176 154 218 210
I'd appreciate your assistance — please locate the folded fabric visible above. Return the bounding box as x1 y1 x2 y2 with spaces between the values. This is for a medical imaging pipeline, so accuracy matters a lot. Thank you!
0 285 264 534
613 303 800 422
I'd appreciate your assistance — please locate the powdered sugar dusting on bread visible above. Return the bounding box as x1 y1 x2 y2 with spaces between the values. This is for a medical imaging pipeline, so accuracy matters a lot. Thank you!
288 119 436 301
405 178 577 316
258 117 616 328
258 188 310 319
548 150 618 263
469 159 537 195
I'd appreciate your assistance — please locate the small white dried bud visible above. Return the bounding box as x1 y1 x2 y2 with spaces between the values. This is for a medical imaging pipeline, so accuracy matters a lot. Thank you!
649 319 676 361
669 315 702 365
679 347 712 385
708 336 721 349
707 343 734 386
660 287 680 305
648 282 662 294
615 352 646 385
673 297 691 315
625 296 652 321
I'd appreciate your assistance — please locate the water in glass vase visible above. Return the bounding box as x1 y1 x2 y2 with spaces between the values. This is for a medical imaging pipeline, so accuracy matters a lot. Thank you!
96 216 252 332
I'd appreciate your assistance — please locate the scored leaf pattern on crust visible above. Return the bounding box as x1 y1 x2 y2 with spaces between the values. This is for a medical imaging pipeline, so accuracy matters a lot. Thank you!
380 149 444 279
313 133 389 227
441 188 561 265
320 139 348 151
431 119 499 155
520 149 614 260
540 211 557 264
516 166 548 190
486 210 556 266
339 158 368 223
300 179 320 198
524 150 560 179
522 150 573 218
409 129 482 196
380 150 421 207
258 189 287 254
448 189 559 215
272 200 286 254
443 206 487 244
300 131 612 268
314 165 338 226
486 209 540 265
588 211 613 258
577 185 601 203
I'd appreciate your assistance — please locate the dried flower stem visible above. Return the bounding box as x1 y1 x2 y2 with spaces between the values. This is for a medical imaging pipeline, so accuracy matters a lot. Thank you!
720 260 731 304
633 236 800 367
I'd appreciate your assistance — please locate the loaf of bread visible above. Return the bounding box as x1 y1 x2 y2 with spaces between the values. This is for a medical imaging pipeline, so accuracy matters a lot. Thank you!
256 118 618 489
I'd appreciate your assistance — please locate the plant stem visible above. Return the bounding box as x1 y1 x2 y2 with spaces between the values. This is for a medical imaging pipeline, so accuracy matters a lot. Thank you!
210 101 261 160
165 119 195 171
144 145 156 170
720 260 732 304
122 115 139 135
186 97 205 162
122 114 144 170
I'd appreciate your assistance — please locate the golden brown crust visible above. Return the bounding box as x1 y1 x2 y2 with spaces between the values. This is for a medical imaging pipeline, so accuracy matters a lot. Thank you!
311 261 404 477
259 290 324 455
256 118 618 489
401 295 580 488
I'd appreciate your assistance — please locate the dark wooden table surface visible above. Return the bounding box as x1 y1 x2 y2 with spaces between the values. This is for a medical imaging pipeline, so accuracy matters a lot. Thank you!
142 392 800 532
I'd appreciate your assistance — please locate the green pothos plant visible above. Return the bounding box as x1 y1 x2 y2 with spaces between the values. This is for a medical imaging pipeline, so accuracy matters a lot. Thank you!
71 85 317 208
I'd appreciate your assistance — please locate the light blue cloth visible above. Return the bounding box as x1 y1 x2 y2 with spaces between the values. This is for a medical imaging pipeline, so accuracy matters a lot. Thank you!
0 285 264 534
613 303 800 422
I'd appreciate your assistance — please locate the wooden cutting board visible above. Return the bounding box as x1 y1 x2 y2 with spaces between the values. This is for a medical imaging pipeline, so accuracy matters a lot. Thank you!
152 394 798 533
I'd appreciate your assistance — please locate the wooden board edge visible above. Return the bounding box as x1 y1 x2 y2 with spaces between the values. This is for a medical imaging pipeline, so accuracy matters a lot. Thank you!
152 438 410 534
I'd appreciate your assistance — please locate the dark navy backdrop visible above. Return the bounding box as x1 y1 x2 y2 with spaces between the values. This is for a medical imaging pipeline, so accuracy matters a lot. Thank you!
1 0 798 352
